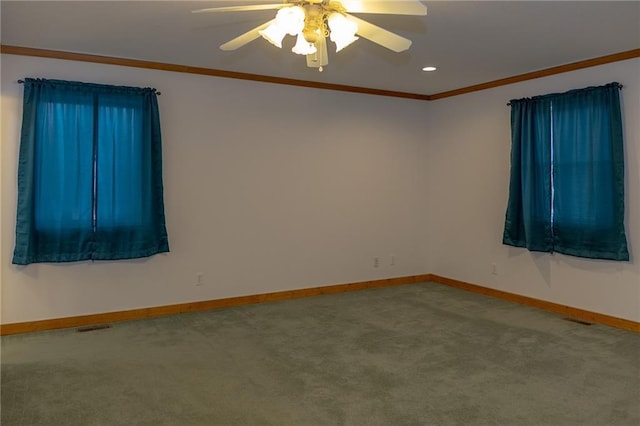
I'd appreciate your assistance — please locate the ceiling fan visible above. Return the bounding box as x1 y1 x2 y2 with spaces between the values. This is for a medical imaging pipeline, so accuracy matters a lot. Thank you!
193 0 427 71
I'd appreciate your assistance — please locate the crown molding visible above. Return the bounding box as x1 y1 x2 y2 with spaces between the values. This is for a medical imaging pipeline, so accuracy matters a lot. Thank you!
428 48 640 100
0 45 430 101
3 45 638 101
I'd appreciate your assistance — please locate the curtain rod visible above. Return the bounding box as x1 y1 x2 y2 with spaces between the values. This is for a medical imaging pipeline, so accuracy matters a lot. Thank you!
17 79 161 95
506 84 623 106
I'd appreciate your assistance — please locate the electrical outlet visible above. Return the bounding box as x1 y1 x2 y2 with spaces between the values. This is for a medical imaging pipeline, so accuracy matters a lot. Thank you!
390 255 396 266
373 257 380 268
196 273 204 286
491 263 498 275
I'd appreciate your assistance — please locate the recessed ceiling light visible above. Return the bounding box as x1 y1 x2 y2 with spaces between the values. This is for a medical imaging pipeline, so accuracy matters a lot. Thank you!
422 66 437 72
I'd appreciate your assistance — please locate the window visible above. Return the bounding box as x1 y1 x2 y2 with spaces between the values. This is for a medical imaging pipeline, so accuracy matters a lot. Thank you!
13 79 169 265
503 82 628 261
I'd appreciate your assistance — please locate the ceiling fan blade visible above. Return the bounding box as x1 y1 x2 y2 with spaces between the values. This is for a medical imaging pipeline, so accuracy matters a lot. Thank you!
220 19 276 51
193 4 285 14
339 0 427 16
346 14 412 52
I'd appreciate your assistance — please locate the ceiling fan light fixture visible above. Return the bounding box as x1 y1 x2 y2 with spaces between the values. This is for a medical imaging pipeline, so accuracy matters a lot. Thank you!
292 33 318 55
204 0 425 70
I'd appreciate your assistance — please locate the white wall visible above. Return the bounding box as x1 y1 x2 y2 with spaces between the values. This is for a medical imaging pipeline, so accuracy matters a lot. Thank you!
427 58 640 322
1 54 432 324
2 54 638 324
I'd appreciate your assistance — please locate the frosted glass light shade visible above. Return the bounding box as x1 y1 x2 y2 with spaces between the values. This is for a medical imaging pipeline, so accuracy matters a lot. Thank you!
259 23 287 48
328 13 359 52
332 34 359 52
276 6 306 36
292 33 318 55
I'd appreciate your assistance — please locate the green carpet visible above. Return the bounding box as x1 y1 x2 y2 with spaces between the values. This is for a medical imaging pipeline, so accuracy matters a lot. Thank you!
2 282 639 425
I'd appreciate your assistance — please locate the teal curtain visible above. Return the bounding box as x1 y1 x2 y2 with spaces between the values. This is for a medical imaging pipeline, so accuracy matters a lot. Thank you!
503 82 628 261
503 97 553 252
13 78 169 265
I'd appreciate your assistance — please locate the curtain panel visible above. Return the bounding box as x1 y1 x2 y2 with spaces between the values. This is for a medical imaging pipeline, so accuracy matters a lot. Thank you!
13 78 169 265
503 82 628 261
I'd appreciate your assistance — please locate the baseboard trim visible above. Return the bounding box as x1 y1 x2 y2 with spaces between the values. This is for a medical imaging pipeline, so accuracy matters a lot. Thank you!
2 273 638 335
429 275 640 333
0 274 432 335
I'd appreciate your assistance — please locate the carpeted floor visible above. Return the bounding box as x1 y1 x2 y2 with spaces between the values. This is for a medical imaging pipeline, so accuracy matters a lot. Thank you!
2 281 639 425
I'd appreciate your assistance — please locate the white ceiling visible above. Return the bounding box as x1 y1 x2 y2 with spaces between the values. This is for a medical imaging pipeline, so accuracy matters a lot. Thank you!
1 1 639 95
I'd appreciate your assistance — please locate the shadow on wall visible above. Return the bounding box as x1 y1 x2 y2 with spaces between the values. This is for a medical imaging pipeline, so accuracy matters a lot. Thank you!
621 90 637 265
505 247 551 287
507 246 629 290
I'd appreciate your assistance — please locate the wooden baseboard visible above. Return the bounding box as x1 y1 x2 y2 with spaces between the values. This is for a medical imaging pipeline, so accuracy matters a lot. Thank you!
429 274 640 333
2 273 638 335
0 274 432 335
